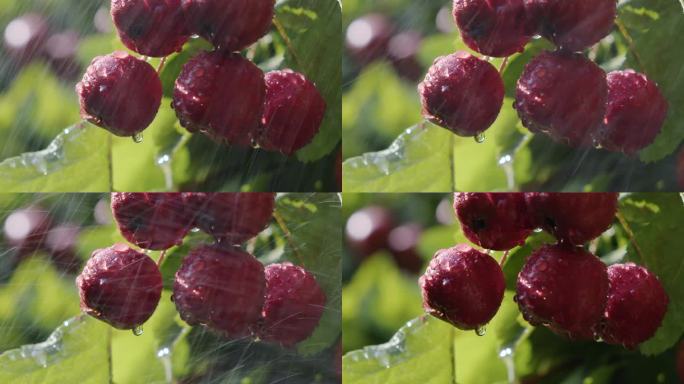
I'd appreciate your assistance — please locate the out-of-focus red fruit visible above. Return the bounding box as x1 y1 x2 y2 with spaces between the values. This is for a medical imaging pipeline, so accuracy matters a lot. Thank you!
345 14 394 65
419 51 504 137
345 206 394 259
44 30 81 80
45 224 81 273
3 13 49 64
524 192 618 245
3 206 51 255
387 223 424 274
387 31 423 82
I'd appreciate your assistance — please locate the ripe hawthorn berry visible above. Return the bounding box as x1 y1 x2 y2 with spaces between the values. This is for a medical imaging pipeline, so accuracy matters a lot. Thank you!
453 193 532 251
345 14 394 65
525 0 616 52
524 192 618 245
183 193 275 244
596 70 668 154
516 244 608 340
76 51 162 137
452 0 534 57
181 0 274 52
387 223 424 274
2 206 51 256
3 13 48 64
76 244 162 330
172 50 265 146
420 244 505 330
259 263 326 347
600 263 669 348
45 224 82 274
256 70 326 155
172 245 265 337
111 0 189 57
515 51 607 147
419 51 504 137
345 206 394 259
111 193 191 250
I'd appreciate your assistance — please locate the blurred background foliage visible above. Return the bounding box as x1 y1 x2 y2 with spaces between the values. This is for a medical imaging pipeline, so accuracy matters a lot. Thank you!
342 0 684 192
341 193 684 384
0 193 341 383
0 0 341 192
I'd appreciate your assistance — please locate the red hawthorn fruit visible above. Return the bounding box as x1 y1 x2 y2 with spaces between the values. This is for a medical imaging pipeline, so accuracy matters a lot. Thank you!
181 0 274 52
172 245 265 337
259 263 326 347
76 51 162 137
345 14 394 65
387 31 424 82
600 263 669 348
172 50 265 146
596 70 668 154
453 193 532 251
3 206 51 255
525 0 616 52
516 244 608 340
419 51 504 137
45 224 82 273
183 193 275 244
515 51 607 147
420 244 505 330
345 206 394 259
44 30 81 80
453 0 535 57
76 243 163 329
111 193 191 250
524 192 618 245
256 70 327 155
387 223 424 274
111 0 189 57
3 13 48 64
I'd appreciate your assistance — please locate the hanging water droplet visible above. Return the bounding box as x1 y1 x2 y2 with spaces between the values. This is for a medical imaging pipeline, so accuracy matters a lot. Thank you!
132 133 143 143
475 325 487 336
533 228 543 233
474 133 485 143
132 325 143 336
592 138 602 149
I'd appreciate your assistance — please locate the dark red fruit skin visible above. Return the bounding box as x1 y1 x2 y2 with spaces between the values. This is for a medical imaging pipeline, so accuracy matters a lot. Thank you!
453 0 534 57
2 206 51 256
516 244 608 340
419 51 504 137
420 244 505 330
173 245 265 337
600 263 669 348
111 193 191 250
525 0 616 52
3 13 48 64
387 223 424 274
76 244 162 329
345 14 394 65
183 193 275 244
595 70 668 154
524 192 618 245
259 263 326 347
76 51 162 137
344 206 394 259
257 70 326 155
515 51 607 147
111 0 189 57
454 193 532 251
172 51 265 146
181 0 274 52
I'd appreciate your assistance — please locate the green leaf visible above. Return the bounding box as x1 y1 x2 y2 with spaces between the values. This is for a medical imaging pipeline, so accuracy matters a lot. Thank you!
0 124 112 192
0 316 110 384
276 0 342 162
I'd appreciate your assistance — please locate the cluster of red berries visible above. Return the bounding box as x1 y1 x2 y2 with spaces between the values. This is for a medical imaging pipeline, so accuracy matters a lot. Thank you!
76 0 327 156
420 193 669 348
76 193 327 348
419 0 669 155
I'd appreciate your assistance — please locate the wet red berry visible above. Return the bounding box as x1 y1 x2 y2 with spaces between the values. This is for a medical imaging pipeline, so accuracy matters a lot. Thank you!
600 263 669 348
183 193 275 244
173 245 265 337
524 192 618 245
595 70 668 154
345 14 394 65
3 13 48 64
111 193 191 250
2 206 51 256
453 0 534 57
515 51 607 147
76 51 162 137
259 263 326 347
516 244 608 340
419 51 504 137
77 243 162 330
181 0 274 52
345 206 394 259
387 31 424 82
44 30 81 80
111 0 189 57
420 244 505 330
45 224 82 273
525 0 616 52
172 50 265 146
454 193 532 251
388 223 424 274
257 70 327 155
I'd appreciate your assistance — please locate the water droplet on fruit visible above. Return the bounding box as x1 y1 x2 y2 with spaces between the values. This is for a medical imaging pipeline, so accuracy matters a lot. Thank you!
475 325 487 336
592 138 602 149
132 133 143 143
132 325 143 336
474 133 485 143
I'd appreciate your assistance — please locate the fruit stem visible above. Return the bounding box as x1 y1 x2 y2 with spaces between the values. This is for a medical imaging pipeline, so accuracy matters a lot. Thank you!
498 56 509 73
157 250 166 266
156 56 167 74
272 17 302 68
273 209 305 265
615 209 646 265
500 250 509 267
614 18 646 73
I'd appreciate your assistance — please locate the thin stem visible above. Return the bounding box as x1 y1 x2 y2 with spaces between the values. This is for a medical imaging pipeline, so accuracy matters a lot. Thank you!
272 16 302 68
615 209 646 265
498 56 509 73
273 209 305 265
157 250 167 266
157 56 167 73
500 250 510 267
615 18 647 73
